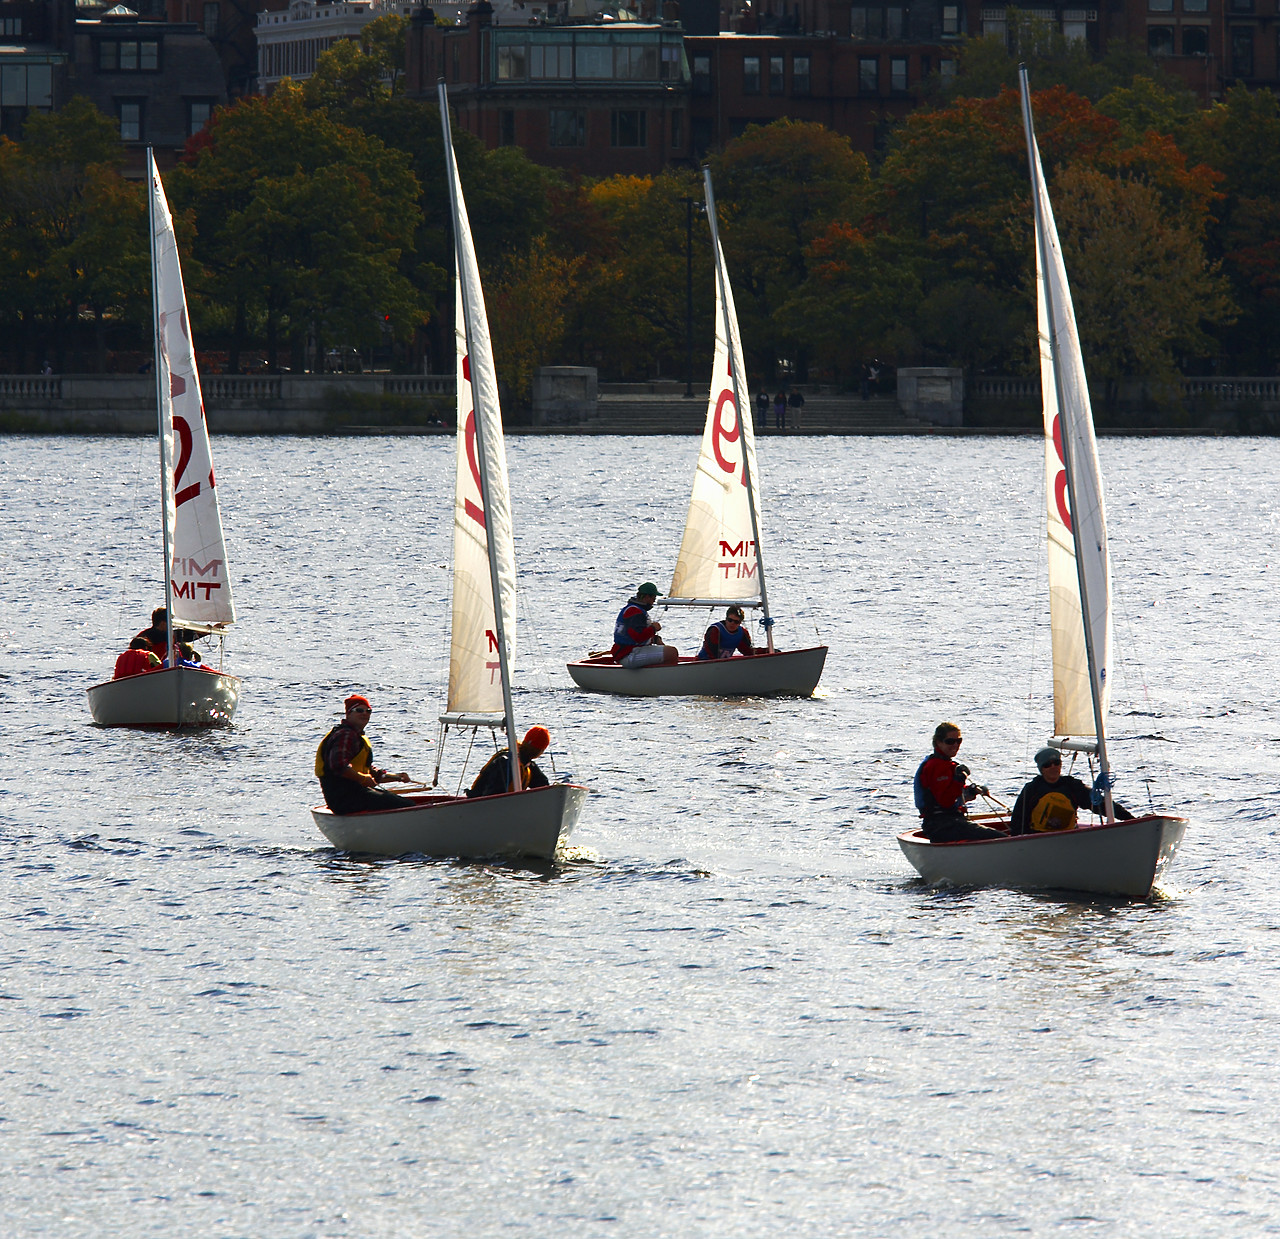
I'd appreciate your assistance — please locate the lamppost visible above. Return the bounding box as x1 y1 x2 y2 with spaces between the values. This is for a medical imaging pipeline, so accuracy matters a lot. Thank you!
682 194 696 398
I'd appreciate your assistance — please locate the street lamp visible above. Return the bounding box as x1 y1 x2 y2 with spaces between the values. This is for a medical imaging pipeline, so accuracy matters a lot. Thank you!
682 194 696 398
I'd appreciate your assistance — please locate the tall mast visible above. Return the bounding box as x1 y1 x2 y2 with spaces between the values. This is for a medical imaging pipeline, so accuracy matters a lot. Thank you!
148 148 176 673
702 168 774 652
438 83 522 792
1018 67 1113 820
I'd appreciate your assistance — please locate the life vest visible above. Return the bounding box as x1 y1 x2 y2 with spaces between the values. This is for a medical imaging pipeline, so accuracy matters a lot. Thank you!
698 619 749 660
914 754 964 816
314 724 374 779
113 648 159 679
611 600 655 659
1030 790 1078 832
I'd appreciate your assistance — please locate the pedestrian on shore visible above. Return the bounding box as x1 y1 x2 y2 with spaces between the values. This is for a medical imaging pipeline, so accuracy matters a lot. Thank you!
773 390 787 432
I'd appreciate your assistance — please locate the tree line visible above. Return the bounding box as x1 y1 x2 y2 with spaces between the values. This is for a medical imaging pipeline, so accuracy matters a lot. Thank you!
1 15 1278 401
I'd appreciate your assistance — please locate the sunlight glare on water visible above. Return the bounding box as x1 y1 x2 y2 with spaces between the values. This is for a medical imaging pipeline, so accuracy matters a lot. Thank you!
0 432 1278 1237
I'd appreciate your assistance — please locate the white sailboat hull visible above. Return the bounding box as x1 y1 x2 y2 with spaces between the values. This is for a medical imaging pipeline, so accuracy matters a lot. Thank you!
566 646 827 698
897 813 1187 900
311 781 589 861
86 666 240 728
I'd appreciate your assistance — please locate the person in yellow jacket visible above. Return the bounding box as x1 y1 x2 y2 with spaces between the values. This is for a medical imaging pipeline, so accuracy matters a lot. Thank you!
466 726 552 798
315 694 410 815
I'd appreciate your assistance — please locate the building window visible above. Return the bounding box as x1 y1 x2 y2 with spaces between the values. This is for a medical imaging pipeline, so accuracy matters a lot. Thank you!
118 100 143 142
1148 0 1172 10
692 54 711 95
187 99 214 136
203 2 219 37
886 7 904 37
615 45 658 80
530 44 572 79
661 44 682 80
792 54 810 95
1 63 51 108
499 109 515 146
99 40 160 72
1231 26 1253 74
497 44 527 80
1183 0 1207 10
610 109 647 147
942 5 959 35
1230 0 1254 11
940 58 957 81
1062 15 1087 42
1147 26 1173 55
983 14 1007 40
890 57 907 92
0 18 22 35
576 44 611 78
548 108 585 147
671 109 683 149
851 8 883 38
769 56 784 94
1182 26 1208 54
859 56 879 93
743 55 760 94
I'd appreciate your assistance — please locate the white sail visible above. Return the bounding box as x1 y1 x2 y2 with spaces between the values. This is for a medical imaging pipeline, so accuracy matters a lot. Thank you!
148 155 235 628
1025 80 1112 739
444 162 518 720
669 234 763 605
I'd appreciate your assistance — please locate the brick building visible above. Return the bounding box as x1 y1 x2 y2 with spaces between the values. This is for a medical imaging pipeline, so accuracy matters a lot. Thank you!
406 1 693 174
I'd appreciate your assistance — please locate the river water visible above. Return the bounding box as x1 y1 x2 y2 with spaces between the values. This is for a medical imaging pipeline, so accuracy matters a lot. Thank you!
1 432 1277 1237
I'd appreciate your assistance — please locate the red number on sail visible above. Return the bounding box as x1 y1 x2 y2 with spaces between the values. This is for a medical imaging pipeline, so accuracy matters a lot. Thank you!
464 408 485 529
173 415 199 507
1051 413 1071 533
711 388 746 484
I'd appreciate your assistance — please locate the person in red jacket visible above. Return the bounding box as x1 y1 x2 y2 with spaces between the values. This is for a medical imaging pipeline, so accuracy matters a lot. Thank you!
912 722 1005 842
113 637 162 680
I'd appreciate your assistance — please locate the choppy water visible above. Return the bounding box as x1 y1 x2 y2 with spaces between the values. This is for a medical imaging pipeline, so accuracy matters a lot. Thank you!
1 432 1278 1237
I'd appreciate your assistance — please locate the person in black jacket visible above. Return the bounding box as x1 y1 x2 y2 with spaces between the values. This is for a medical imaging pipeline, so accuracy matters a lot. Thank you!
1010 747 1134 835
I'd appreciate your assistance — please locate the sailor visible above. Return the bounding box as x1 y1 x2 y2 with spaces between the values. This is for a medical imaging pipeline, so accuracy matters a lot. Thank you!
134 606 199 660
913 722 1006 842
315 695 410 815
1009 748 1135 835
697 605 757 660
611 583 679 667
465 726 553 798
113 636 161 680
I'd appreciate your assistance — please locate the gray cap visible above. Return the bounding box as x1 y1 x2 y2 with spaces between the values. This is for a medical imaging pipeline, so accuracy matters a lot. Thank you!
1034 746 1062 769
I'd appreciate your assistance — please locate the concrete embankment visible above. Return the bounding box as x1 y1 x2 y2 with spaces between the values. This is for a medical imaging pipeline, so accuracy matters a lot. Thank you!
0 374 929 435
4 373 1278 435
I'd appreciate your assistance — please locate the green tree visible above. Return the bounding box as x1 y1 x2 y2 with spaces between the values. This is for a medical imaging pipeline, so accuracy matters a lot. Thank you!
1183 85 1280 370
170 81 425 371
1052 164 1234 400
0 97 145 371
710 119 870 379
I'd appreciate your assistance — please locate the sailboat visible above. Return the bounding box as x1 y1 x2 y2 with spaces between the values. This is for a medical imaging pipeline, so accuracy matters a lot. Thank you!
309 85 588 861
86 149 239 728
567 170 827 698
897 70 1186 900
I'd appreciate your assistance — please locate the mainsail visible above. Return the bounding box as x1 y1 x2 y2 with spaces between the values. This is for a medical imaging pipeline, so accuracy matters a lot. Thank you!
148 151 235 630
1021 73 1112 741
440 97 518 730
669 192 765 610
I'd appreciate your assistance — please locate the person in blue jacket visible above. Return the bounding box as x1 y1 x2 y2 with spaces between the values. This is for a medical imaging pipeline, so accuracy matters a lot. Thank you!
610 583 679 667
697 605 757 660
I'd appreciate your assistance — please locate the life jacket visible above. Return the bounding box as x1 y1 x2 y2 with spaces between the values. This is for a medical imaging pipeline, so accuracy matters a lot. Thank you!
1030 790 1078 832
611 600 655 660
314 723 374 779
113 648 159 679
914 754 964 816
698 619 749 660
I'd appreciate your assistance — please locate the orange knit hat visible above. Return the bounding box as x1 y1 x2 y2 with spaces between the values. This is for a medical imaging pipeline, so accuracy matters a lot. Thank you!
519 726 550 757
